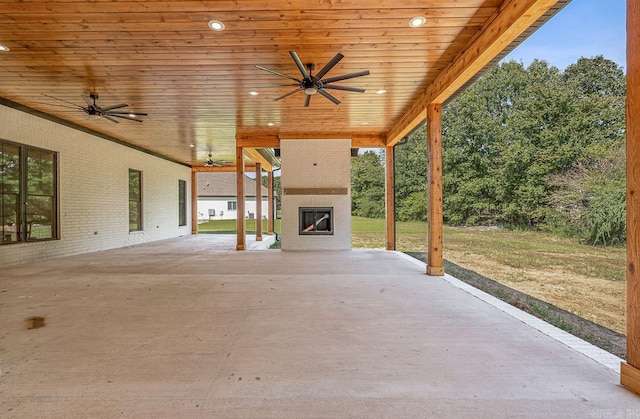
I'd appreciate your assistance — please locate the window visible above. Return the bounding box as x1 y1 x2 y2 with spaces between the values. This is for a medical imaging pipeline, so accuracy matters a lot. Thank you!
129 169 142 231
1 140 58 244
227 200 237 211
178 179 187 226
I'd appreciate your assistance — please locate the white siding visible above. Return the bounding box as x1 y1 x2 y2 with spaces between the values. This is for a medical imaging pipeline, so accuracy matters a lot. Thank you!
0 103 192 266
197 197 269 221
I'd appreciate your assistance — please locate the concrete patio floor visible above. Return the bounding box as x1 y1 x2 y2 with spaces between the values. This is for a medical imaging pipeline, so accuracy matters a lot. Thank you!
1 235 639 418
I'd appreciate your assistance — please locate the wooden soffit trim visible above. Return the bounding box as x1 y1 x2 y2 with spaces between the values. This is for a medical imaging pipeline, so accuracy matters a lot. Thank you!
385 0 566 147
244 148 273 172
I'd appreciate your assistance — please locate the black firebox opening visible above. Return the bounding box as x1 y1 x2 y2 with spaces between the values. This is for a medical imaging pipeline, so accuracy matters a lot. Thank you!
299 207 333 235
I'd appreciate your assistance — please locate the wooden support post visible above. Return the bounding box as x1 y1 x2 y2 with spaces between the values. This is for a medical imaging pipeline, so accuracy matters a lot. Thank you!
385 145 396 250
621 0 640 395
191 170 198 235
255 162 263 242
236 146 246 250
267 170 274 235
427 104 444 276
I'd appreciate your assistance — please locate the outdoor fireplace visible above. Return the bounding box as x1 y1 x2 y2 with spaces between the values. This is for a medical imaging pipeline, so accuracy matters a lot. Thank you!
280 139 351 250
299 207 333 235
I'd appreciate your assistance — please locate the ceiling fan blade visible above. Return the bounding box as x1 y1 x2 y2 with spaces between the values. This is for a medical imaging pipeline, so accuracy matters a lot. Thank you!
102 115 120 124
255 65 300 82
32 100 83 110
107 111 148 116
289 51 310 80
41 94 83 108
251 83 300 88
321 70 371 84
101 103 128 111
304 94 311 107
322 85 366 93
274 87 303 101
81 95 94 107
315 53 344 80
109 114 144 122
318 89 341 105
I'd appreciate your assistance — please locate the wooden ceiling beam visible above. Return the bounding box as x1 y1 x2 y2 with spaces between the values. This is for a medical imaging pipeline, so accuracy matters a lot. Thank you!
385 0 566 147
236 131 385 148
244 148 273 172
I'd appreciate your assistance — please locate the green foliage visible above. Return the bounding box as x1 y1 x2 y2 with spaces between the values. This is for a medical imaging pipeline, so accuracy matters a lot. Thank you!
349 55 627 246
581 172 626 246
397 191 428 222
350 151 385 218
440 56 626 242
394 128 428 221
261 173 281 208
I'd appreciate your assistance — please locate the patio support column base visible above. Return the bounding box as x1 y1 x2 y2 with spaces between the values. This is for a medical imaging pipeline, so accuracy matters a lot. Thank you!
621 363 640 396
427 266 445 276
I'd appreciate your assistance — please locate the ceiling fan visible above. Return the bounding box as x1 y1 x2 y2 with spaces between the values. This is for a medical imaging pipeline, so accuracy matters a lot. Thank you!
256 51 370 107
205 153 228 167
43 92 148 123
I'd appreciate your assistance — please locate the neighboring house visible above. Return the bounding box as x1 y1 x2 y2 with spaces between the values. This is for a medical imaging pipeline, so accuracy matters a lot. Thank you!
197 172 270 221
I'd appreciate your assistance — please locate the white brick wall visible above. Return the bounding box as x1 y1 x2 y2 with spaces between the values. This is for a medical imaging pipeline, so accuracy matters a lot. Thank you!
280 139 351 251
0 103 192 266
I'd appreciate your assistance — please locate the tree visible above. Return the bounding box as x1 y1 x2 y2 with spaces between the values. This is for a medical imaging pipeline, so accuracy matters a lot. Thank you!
547 57 627 244
261 172 281 209
350 151 385 218
352 55 627 246
394 127 428 221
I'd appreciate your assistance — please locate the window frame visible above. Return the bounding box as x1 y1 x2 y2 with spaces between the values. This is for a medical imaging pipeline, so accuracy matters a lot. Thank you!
0 139 59 244
128 168 143 232
178 179 187 227
227 200 237 211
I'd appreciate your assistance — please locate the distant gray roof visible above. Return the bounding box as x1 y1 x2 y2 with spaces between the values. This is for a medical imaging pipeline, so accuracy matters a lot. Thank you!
197 172 268 198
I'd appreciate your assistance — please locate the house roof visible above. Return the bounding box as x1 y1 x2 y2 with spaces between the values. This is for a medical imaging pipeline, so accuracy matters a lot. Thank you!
197 172 267 198
0 1 568 170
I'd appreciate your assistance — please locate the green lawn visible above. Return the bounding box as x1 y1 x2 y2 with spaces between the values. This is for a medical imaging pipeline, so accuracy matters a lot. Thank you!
349 216 624 282
198 219 281 234
199 216 624 282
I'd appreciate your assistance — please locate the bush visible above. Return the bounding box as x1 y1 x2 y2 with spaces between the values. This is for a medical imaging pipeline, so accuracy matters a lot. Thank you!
580 175 626 246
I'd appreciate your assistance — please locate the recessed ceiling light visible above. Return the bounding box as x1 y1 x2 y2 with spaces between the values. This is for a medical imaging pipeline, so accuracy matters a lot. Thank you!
409 16 427 27
249 91 259 96
267 122 275 127
189 143 196 148
208 20 225 31
0 44 9 52
376 89 387 94
360 121 369 126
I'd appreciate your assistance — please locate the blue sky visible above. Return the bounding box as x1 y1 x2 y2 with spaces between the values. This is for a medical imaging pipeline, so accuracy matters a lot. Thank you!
503 0 626 71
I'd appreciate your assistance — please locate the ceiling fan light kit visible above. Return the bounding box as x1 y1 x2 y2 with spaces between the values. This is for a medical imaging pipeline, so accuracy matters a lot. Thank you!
256 51 370 107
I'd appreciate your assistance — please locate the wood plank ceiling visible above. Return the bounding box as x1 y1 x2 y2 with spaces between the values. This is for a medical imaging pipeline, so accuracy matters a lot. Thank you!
0 0 563 169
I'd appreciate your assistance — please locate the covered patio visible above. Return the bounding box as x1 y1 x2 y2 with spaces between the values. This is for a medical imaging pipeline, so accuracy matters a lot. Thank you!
2 0 640 407
1 235 638 418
